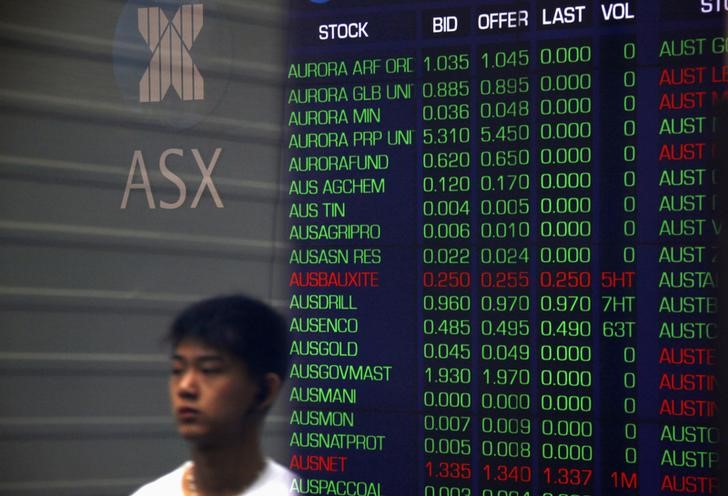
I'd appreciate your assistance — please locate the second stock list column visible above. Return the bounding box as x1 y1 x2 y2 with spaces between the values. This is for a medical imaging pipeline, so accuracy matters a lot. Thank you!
653 4 722 494
286 6 418 494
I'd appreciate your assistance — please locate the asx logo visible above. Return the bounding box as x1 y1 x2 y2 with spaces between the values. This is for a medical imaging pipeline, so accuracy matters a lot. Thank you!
121 148 224 209
138 4 204 103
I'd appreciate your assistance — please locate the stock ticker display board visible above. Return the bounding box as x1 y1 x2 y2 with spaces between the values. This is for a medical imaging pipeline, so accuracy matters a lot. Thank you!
284 1 725 495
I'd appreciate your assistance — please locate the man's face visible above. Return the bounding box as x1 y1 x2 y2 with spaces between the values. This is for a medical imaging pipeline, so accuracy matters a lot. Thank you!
169 339 259 443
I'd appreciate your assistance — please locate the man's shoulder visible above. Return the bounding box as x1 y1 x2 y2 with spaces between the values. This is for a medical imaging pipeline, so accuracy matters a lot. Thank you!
245 458 296 495
129 462 189 496
128 459 295 496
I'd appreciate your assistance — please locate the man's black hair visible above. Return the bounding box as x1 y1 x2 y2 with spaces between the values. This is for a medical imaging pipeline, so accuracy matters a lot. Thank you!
167 294 289 380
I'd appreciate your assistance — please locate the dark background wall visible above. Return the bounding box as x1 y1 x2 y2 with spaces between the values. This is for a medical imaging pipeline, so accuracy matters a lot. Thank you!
0 1 289 494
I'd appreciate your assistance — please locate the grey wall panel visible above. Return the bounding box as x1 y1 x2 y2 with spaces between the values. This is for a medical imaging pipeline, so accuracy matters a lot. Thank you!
1 308 170 354
0 373 171 417
0 0 290 492
0 243 276 298
0 179 281 246
0 114 284 195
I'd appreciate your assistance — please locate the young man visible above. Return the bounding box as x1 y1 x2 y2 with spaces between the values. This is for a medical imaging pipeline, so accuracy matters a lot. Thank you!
131 294 295 496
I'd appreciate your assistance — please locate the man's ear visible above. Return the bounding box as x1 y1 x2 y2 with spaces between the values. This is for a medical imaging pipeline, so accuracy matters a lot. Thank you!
256 372 282 410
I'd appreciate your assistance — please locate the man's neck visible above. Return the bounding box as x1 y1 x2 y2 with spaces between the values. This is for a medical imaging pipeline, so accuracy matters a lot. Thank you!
189 437 265 496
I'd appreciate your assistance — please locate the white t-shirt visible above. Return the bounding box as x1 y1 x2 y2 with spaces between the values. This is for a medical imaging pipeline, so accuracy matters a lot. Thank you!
130 458 295 496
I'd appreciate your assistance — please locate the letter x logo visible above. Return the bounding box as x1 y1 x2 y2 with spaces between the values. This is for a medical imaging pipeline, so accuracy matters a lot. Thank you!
138 4 204 103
